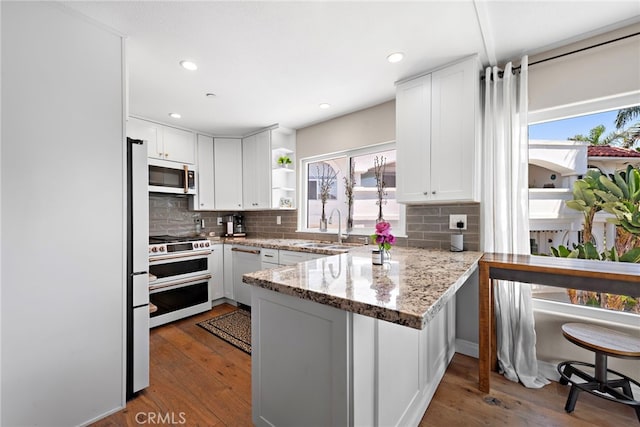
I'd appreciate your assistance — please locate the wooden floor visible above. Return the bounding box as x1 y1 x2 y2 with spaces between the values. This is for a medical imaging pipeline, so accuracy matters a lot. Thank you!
93 304 638 426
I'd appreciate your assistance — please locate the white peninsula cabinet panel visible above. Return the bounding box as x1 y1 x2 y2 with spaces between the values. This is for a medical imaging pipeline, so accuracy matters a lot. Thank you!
190 134 215 211
242 131 271 209
214 138 243 210
252 287 457 427
396 55 480 203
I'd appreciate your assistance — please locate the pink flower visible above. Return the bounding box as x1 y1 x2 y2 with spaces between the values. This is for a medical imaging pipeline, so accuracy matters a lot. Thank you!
375 221 391 235
370 221 396 252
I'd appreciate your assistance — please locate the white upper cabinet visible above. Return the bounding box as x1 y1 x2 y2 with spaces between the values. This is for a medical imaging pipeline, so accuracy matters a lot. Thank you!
214 138 243 210
242 130 272 209
127 117 195 165
161 126 196 164
396 56 480 204
396 74 432 202
190 134 215 211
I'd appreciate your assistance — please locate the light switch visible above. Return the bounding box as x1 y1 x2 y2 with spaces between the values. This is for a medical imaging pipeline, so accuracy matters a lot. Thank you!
276 215 282 225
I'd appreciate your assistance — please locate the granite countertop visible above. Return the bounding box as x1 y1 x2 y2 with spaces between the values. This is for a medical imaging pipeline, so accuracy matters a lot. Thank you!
243 245 483 330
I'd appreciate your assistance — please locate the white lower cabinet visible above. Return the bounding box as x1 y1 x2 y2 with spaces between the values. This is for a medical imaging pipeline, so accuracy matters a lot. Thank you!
251 287 457 427
210 244 224 300
223 244 234 300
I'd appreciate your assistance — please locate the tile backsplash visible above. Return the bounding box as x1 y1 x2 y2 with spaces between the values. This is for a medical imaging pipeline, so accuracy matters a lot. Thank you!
149 194 480 251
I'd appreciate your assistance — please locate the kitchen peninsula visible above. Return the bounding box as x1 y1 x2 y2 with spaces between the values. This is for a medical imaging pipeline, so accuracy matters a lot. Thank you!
243 246 482 427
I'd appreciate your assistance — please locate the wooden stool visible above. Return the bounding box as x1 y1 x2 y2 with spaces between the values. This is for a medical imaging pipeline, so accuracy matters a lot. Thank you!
557 323 640 422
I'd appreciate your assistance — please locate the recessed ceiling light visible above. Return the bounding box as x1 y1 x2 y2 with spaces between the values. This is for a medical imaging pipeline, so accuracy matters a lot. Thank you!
179 60 198 71
169 113 181 119
319 103 331 109
205 93 216 97
387 52 404 63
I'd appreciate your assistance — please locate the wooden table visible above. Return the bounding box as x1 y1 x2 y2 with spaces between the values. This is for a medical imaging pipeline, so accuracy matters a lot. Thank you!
478 253 640 393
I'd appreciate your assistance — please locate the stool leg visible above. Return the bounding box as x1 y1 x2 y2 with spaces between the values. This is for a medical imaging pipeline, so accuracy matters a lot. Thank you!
559 363 575 386
565 384 581 413
594 352 608 385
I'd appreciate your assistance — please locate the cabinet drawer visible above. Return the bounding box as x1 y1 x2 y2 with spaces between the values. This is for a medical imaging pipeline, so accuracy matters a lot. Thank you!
279 250 310 265
261 248 279 265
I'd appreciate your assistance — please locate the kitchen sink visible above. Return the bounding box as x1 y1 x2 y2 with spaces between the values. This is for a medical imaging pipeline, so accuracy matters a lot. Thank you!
292 242 335 248
323 245 353 251
291 242 354 251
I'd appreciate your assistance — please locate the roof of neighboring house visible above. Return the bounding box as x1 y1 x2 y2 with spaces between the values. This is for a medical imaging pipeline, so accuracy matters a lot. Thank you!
587 145 640 158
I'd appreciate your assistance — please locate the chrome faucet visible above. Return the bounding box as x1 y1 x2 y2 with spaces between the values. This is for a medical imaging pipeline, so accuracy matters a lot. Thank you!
328 208 346 244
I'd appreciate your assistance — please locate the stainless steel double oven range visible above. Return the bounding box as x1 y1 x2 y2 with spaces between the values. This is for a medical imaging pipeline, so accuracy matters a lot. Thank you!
148 235 213 327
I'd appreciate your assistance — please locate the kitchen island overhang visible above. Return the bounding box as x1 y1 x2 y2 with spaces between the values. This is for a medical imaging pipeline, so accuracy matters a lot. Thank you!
244 247 483 427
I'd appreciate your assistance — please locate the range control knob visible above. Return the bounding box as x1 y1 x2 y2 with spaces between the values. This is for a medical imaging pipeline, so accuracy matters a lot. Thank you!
205 242 210 247
151 247 158 253
159 247 165 252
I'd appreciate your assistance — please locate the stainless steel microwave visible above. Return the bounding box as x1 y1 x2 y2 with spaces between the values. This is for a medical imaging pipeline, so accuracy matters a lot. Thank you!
148 159 196 195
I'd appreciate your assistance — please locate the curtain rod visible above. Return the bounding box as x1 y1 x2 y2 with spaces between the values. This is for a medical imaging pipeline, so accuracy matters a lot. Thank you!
512 30 640 72
483 30 640 79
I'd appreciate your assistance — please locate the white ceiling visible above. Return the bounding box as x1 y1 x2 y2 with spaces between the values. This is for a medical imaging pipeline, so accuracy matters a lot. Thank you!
62 1 640 136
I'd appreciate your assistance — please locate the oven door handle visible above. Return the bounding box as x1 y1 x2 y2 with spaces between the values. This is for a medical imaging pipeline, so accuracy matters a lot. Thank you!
231 247 261 255
149 273 212 291
149 249 212 262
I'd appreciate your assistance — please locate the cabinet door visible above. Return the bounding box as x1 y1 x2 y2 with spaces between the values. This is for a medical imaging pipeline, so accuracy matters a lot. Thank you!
431 57 478 201
127 117 162 159
242 134 258 208
162 126 195 164
396 74 432 203
223 244 234 299
254 131 272 208
210 244 224 300
192 134 215 210
214 138 243 210
242 131 271 209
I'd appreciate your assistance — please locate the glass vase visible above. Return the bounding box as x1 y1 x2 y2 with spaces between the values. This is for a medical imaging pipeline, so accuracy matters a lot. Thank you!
372 249 390 265
320 204 327 232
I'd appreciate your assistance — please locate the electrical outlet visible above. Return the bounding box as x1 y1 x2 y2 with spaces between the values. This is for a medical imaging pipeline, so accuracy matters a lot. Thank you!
449 214 467 230
217 217 222 226
276 215 282 225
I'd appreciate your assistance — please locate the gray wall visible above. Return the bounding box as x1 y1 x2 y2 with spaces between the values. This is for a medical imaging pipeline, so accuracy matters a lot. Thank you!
1 3 126 425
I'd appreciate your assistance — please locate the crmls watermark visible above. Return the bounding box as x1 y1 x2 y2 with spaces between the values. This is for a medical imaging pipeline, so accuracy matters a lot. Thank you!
135 412 187 425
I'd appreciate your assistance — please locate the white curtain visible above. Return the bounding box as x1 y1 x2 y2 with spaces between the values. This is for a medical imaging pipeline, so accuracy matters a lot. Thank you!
481 56 549 388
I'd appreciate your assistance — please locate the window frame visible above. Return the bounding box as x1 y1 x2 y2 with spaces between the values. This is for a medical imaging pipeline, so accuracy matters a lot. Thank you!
528 93 640 318
297 141 406 236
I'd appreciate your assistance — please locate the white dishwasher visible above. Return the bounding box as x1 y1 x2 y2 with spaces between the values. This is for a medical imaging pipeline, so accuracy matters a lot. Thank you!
231 245 262 307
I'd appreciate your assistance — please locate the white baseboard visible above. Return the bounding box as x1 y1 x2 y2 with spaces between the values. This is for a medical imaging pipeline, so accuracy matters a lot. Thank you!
455 339 478 358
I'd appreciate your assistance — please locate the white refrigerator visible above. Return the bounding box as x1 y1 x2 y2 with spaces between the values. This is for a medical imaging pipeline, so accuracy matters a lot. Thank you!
127 136 150 398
